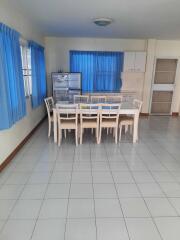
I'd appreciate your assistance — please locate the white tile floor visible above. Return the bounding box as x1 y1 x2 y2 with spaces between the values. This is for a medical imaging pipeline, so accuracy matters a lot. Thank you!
1 116 180 239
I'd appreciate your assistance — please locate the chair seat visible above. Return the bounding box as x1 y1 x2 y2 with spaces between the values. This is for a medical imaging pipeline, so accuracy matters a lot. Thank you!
60 120 76 129
101 119 117 128
81 119 98 128
119 119 133 126
119 115 133 120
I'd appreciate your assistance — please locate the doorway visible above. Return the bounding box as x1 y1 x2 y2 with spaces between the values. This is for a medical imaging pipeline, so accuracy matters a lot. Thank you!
151 58 177 115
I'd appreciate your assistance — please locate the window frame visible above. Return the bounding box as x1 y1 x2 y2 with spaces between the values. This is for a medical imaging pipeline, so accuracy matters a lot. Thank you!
20 40 32 98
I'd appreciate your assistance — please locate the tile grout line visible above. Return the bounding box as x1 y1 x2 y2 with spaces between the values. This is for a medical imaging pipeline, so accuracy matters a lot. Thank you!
120 139 180 216
118 141 166 239
103 142 131 240
136 144 180 217
0 134 42 230
63 145 76 240
121 143 176 240
90 142 98 240
0 144 45 236
120 144 167 239
29 143 59 240
125 160 165 240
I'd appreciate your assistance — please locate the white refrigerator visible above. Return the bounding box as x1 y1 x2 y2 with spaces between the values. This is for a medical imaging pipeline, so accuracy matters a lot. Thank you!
52 72 81 101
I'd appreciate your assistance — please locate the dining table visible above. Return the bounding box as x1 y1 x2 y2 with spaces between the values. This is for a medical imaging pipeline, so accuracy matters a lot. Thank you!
53 101 140 144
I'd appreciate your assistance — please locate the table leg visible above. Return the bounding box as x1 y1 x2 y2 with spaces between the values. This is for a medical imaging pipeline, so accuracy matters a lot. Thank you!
133 111 139 143
53 109 57 143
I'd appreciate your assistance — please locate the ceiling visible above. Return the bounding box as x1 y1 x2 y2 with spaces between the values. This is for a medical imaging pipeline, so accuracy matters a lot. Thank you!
6 0 180 39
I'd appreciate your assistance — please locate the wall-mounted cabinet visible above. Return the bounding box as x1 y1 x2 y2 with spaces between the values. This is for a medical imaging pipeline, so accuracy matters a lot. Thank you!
123 52 146 72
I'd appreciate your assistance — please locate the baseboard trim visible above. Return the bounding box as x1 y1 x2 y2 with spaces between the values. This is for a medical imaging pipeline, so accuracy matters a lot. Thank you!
172 112 179 117
140 113 149 117
0 116 47 173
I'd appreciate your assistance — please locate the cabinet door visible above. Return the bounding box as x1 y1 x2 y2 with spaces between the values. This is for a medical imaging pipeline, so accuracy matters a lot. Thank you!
123 52 135 72
134 52 146 72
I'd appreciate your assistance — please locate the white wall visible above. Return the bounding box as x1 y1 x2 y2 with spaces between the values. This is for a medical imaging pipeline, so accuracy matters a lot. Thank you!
0 2 46 165
45 37 146 72
45 37 180 114
45 37 147 98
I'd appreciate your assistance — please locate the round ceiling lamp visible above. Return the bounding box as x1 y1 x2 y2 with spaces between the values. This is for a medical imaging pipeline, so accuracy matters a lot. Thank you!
93 17 113 27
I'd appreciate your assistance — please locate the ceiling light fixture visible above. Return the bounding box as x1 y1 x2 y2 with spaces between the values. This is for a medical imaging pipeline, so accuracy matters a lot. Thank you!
93 18 113 27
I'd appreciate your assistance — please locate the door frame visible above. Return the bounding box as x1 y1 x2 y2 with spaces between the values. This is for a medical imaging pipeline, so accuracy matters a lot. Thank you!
149 56 179 115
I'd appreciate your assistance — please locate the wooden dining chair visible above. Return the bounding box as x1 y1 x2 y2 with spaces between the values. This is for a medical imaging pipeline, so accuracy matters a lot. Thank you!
119 99 142 141
44 97 54 137
105 96 123 135
56 104 79 146
74 95 89 104
91 95 106 104
106 95 123 103
98 104 121 144
79 104 100 144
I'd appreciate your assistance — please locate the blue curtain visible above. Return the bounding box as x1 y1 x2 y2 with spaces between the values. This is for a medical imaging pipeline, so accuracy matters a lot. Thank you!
70 51 94 92
0 23 26 130
29 41 46 108
70 50 124 93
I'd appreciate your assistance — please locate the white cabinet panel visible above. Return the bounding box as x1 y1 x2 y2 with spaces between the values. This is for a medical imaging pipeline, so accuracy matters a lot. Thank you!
134 52 146 72
123 52 135 72
123 52 146 72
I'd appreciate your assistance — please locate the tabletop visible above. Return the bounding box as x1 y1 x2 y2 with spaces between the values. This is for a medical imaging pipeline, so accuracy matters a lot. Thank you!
55 101 139 110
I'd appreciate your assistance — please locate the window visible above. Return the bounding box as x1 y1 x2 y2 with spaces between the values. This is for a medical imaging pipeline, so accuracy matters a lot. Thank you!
20 45 32 97
70 51 124 93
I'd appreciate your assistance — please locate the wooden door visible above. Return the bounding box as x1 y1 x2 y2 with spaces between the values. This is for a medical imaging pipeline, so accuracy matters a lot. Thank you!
151 59 177 114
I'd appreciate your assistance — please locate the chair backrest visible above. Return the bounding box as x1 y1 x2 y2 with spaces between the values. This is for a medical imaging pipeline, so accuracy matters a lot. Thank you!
100 103 121 119
79 103 100 119
106 95 123 103
74 95 89 104
56 103 78 109
90 95 106 104
44 97 54 119
133 99 143 112
56 104 78 121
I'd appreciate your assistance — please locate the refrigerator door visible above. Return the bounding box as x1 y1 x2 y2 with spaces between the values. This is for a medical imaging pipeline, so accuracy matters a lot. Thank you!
52 73 69 89
53 89 69 102
68 89 81 102
68 73 81 90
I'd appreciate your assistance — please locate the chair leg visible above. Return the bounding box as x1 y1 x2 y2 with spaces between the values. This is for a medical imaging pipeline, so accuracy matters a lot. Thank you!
80 127 83 145
75 129 78 146
130 125 133 134
48 121 51 137
98 127 102 144
115 127 118 144
58 129 62 146
119 125 122 142
78 126 80 139
107 128 109 135
96 128 99 144
91 128 94 134
64 129 67 138
125 125 128 133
